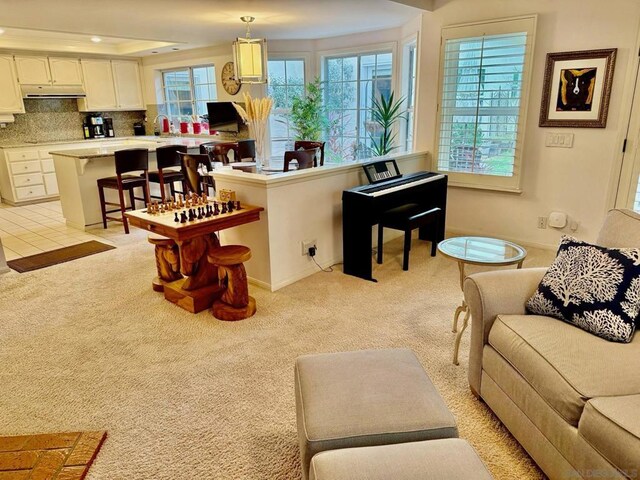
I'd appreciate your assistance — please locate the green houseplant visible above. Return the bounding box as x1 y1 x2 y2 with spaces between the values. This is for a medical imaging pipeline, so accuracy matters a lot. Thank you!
290 77 326 141
369 91 406 156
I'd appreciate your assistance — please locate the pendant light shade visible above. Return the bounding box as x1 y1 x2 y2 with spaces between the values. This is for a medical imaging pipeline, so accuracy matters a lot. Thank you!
233 16 268 84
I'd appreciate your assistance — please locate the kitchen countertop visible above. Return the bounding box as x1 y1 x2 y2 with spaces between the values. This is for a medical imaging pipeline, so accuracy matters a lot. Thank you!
48 137 214 159
0 135 219 149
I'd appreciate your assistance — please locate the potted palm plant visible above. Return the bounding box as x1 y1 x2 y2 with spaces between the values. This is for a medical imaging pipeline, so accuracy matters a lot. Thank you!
369 91 406 156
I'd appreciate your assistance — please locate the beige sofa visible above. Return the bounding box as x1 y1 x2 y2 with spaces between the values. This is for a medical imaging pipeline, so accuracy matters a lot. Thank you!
463 209 640 480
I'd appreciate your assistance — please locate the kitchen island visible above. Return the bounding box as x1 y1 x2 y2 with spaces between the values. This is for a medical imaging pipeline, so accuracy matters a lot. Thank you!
51 137 212 229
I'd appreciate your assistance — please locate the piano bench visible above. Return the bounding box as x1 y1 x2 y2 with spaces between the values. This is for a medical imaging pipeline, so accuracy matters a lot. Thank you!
377 206 442 271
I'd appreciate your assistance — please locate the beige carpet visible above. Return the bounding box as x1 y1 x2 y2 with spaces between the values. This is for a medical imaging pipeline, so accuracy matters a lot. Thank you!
0 229 554 480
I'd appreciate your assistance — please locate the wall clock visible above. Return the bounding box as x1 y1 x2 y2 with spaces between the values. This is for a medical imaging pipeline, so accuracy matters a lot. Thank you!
221 62 241 95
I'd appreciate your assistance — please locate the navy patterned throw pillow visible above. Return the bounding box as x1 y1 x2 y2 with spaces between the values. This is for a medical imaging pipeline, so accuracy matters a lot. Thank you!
526 236 640 343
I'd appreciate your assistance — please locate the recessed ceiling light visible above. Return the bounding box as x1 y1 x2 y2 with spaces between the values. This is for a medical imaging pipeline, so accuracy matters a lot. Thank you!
91 36 102 43
0 28 5 35
151 51 158 54
172 47 179 51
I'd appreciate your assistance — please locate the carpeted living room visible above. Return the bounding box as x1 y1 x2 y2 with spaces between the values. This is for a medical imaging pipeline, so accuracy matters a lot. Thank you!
1 0 640 479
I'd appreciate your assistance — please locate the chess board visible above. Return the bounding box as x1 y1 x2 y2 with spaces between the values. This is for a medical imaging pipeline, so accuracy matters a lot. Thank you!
125 195 264 241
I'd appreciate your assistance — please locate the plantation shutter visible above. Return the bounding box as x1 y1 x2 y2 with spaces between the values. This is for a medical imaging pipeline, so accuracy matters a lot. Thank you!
435 16 536 192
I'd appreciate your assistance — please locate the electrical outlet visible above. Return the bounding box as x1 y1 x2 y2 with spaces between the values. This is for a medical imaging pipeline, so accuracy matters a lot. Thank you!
537 216 547 229
302 239 317 256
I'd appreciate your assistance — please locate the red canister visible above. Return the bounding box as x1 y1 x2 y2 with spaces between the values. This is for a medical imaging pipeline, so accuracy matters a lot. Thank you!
180 122 189 134
192 122 202 134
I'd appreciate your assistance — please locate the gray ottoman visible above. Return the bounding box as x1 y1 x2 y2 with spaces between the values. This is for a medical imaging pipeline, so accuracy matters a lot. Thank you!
309 439 493 480
295 349 458 480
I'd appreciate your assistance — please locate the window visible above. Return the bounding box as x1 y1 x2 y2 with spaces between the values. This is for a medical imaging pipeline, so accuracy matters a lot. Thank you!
634 179 640 212
267 59 305 157
435 16 536 191
162 65 217 120
402 39 418 151
323 51 393 162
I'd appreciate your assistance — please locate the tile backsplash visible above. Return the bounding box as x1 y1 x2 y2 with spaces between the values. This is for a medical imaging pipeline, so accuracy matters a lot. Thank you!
0 99 146 144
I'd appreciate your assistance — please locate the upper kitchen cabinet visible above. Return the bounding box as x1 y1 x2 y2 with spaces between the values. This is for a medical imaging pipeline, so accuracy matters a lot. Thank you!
78 59 117 111
78 59 144 112
0 55 25 114
15 56 83 85
112 60 145 110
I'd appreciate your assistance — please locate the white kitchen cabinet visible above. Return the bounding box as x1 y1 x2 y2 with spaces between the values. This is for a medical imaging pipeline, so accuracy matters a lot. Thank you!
49 57 83 85
78 59 144 112
78 59 117 111
43 172 59 195
112 60 145 110
15 56 83 86
0 55 25 114
15 56 50 84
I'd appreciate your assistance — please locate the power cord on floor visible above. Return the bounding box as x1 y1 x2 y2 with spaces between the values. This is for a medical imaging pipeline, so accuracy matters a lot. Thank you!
308 246 337 273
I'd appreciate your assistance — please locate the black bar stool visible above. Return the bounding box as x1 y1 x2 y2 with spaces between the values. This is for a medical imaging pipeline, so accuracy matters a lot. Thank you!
97 148 150 234
237 140 256 161
147 144 187 202
294 140 325 166
377 206 442 271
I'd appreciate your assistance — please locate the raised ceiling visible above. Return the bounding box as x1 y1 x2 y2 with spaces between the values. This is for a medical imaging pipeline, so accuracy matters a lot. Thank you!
0 0 427 56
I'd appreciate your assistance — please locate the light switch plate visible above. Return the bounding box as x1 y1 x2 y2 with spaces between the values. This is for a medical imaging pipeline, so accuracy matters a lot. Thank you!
545 132 574 148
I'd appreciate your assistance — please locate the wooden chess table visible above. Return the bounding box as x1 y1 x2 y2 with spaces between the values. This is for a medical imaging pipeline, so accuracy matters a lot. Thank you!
126 197 264 315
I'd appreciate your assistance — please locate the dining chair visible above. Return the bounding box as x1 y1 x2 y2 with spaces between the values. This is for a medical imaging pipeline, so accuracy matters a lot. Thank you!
294 141 325 166
147 144 187 202
178 152 213 196
237 140 256 161
211 142 239 164
284 149 317 172
97 148 150 234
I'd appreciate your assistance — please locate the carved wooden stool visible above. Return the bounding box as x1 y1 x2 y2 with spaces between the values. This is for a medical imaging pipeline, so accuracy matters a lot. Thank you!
207 245 256 321
148 233 182 292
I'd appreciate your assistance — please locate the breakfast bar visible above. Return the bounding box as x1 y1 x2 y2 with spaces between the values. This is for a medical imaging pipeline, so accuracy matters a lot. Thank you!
50 137 212 229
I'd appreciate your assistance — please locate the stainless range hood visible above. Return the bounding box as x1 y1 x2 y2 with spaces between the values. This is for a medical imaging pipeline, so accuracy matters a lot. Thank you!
21 85 86 99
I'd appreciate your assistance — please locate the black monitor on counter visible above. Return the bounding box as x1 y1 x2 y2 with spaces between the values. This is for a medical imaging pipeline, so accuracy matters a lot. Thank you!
206 101 241 133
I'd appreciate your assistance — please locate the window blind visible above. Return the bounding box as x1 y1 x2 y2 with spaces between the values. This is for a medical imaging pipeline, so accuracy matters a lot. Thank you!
437 32 528 178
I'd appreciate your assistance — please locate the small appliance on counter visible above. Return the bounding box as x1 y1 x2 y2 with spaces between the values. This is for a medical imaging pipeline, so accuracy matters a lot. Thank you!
104 117 115 137
133 122 146 136
83 113 106 139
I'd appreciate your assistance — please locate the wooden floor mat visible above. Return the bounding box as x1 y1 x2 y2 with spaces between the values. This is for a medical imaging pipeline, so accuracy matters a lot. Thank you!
0 431 106 479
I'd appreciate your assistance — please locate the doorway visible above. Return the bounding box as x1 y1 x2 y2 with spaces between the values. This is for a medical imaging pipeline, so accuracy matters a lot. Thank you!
617 62 640 212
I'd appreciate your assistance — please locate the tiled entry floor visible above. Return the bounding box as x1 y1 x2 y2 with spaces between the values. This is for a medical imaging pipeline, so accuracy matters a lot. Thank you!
0 201 113 261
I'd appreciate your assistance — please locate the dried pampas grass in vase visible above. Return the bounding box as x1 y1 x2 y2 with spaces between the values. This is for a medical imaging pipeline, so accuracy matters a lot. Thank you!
233 93 274 170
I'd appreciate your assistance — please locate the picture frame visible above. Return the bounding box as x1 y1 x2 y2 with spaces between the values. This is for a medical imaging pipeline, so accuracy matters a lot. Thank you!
539 48 617 128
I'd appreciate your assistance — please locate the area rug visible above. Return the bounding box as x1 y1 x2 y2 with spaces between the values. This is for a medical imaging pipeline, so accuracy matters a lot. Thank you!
0 431 106 479
7 241 115 273
0 231 554 479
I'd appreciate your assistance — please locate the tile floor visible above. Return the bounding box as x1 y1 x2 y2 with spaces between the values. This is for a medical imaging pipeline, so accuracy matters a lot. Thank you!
0 201 115 261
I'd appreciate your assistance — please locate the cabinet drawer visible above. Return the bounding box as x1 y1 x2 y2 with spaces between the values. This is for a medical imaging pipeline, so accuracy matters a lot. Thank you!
6 150 39 162
16 184 46 200
13 172 43 188
41 158 55 173
39 149 53 159
10 160 42 174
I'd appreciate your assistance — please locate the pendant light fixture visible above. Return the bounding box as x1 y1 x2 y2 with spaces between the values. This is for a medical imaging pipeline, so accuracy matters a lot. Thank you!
232 16 268 84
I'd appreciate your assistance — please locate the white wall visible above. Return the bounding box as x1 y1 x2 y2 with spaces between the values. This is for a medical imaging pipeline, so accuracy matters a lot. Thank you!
415 0 640 249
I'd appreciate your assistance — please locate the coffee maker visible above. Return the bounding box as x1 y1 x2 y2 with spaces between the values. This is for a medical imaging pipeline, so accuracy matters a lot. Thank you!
83 114 106 139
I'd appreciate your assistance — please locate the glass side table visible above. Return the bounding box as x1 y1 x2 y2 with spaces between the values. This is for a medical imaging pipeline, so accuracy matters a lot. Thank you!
437 236 527 366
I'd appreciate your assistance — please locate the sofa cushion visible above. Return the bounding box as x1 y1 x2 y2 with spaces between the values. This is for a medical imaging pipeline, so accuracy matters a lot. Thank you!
488 314 640 426
579 395 640 474
596 209 640 249
526 236 640 343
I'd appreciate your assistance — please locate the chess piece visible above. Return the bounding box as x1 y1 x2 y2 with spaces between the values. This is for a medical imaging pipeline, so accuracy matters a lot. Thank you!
203 193 208 204
205 205 212 218
188 209 195 221
178 194 184 208
174 212 179 222
221 202 228 214
147 203 153 214
227 200 234 213
180 211 187 223
213 202 220 215
197 207 203 220
235 201 241 210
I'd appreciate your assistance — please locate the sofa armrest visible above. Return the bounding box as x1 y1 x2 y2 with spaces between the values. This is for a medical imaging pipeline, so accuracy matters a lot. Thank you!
463 267 547 397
